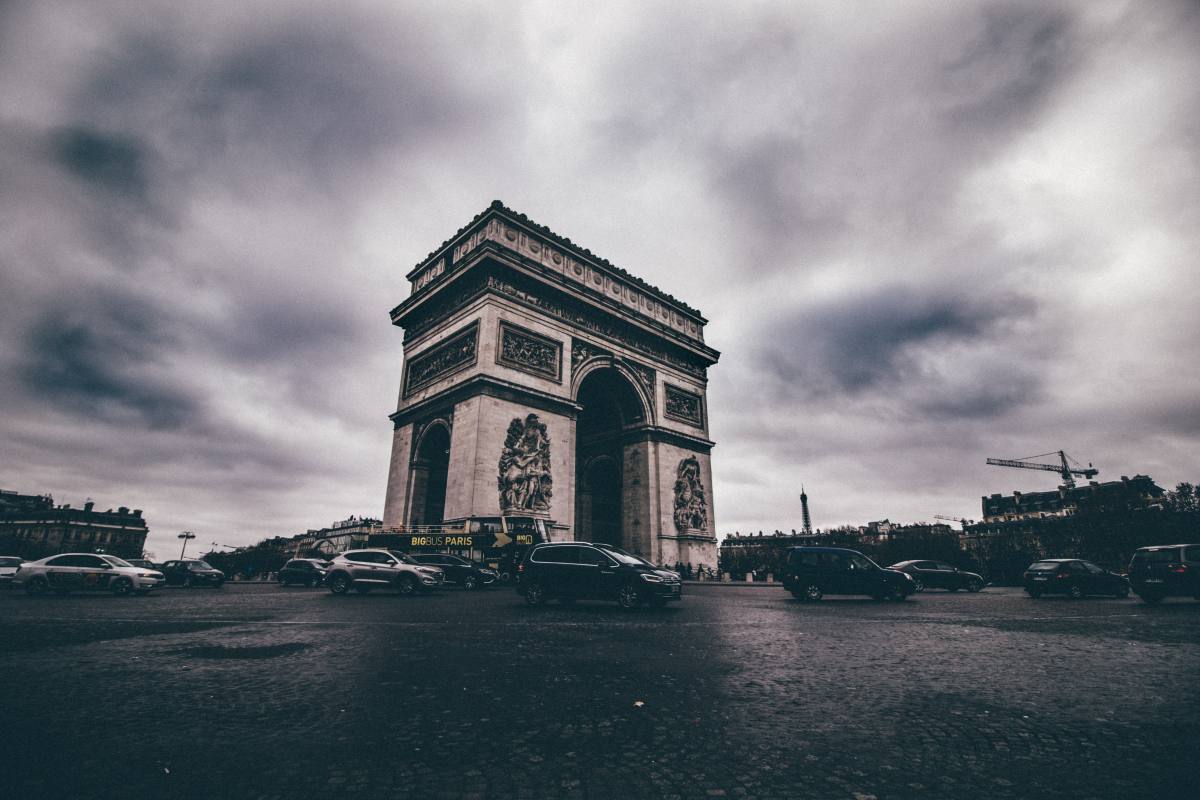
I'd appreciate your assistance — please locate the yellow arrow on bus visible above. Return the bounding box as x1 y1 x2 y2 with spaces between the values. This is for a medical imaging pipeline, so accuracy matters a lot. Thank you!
493 529 512 548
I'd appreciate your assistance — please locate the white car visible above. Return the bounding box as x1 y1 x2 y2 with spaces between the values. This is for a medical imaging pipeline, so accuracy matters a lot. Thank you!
15 553 165 596
0 556 23 587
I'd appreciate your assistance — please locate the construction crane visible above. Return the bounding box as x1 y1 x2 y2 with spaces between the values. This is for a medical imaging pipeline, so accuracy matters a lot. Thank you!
986 450 1098 489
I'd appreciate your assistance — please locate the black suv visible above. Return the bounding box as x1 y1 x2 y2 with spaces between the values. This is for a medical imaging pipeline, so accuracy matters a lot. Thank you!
782 547 914 601
159 559 225 587
517 542 681 609
409 553 497 589
888 560 985 593
1127 544 1200 603
1023 559 1129 599
277 558 329 587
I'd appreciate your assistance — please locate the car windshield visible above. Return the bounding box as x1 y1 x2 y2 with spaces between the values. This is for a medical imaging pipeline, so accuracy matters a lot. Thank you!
1029 561 1062 571
388 551 417 564
1132 549 1178 563
187 561 214 570
596 547 647 567
102 556 133 568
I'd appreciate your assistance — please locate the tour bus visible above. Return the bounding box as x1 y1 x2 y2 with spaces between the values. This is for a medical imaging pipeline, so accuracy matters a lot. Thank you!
368 516 549 583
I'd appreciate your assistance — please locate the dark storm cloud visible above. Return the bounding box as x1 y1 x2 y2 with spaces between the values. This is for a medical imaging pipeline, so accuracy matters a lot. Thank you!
0 0 1196 552
755 287 1038 407
50 126 148 199
18 289 196 429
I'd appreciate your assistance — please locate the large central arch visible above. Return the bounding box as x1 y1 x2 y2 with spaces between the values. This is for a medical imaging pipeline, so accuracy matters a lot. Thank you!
574 364 649 551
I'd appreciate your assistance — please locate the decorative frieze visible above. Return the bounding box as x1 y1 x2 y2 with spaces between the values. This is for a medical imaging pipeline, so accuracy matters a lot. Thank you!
664 383 703 427
487 275 708 378
403 321 478 397
435 213 706 342
497 321 562 382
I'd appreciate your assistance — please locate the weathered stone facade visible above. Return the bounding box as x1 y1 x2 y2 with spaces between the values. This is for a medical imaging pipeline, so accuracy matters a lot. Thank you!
382 202 720 568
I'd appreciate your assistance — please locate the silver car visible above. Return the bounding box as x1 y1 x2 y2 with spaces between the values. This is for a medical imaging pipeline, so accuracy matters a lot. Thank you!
15 553 166 596
324 549 444 595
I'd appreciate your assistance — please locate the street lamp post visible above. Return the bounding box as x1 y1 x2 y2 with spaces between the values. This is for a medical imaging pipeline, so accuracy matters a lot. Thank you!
178 531 196 559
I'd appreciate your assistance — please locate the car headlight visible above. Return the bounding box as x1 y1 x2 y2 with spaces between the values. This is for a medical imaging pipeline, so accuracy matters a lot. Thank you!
137 572 158 578
640 573 663 583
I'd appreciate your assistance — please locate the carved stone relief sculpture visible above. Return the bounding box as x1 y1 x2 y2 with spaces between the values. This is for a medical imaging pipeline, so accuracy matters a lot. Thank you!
498 321 561 381
673 456 708 531
498 414 553 513
403 322 478 397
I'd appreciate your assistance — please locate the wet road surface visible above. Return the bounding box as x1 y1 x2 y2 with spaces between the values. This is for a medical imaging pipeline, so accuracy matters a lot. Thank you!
0 583 1196 799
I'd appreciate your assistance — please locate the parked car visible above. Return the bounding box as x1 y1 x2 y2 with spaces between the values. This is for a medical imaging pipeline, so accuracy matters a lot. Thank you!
1127 544 1200 603
0 556 25 587
1023 559 1129 599
888 560 985 593
517 541 682 609
14 553 164 596
409 553 498 589
125 559 157 571
782 546 915 601
324 550 444 595
159 559 226 588
277 558 329 587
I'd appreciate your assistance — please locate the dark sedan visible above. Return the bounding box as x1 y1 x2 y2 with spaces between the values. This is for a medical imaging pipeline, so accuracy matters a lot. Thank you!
888 560 984 593
159 559 225 587
409 553 497 589
1023 559 1129 599
277 558 328 587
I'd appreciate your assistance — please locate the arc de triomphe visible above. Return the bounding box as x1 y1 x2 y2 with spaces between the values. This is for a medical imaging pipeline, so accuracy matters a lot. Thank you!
382 201 721 569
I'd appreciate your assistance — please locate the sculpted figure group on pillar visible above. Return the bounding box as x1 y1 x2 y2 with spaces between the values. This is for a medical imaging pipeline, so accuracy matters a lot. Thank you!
498 414 554 513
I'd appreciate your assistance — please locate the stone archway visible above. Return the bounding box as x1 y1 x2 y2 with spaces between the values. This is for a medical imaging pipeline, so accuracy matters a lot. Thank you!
574 367 647 550
409 422 450 526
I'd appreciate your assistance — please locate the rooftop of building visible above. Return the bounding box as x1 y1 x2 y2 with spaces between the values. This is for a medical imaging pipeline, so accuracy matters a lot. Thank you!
403 200 706 320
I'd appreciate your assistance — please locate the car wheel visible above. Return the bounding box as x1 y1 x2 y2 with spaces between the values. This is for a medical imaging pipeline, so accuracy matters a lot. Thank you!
111 578 133 597
462 574 478 591
25 576 48 596
397 575 418 596
183 576 193 588
617 583 642 610
1114 584 1130 599
328 574 350 595
1028 590 1042 599
1138 592 1163 604
912 579 925 593
523 581 546 606
967 580 983 593
1068 585 1084 599
803 584 823 602
310 576 321 588
279 578 290 587
882 585 904 602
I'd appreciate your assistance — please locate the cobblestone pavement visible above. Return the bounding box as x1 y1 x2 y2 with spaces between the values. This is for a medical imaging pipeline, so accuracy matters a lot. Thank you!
0 583 1196 799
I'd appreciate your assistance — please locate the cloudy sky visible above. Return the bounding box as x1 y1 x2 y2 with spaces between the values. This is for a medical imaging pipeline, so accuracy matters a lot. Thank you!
2 0 1197 557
